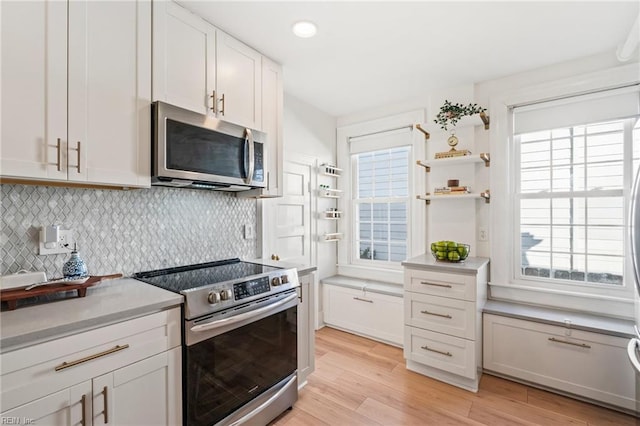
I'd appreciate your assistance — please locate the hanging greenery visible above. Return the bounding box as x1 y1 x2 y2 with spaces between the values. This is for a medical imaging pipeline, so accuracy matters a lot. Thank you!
434 100 486 131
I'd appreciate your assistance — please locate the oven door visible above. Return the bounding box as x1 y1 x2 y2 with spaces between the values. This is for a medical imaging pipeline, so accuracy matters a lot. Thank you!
184 291 298 426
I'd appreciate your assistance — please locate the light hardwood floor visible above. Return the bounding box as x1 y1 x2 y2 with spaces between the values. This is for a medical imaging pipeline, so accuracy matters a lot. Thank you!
273 326 638 426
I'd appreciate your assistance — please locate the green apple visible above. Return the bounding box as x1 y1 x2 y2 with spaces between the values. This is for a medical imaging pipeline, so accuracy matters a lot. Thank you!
447 241 458 250
436 251 447 260
448 251 460 261
457 245 469 258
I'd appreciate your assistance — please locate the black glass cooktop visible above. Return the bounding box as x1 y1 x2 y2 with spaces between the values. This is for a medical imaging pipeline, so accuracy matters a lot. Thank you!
134 258 281 293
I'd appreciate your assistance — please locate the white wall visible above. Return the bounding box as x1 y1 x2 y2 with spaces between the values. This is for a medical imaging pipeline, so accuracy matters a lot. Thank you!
282 92 337 280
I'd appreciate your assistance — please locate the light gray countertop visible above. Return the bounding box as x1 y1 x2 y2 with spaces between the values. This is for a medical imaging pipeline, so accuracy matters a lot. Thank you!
484 300 635 339
402 253 490 274
247 258 317 277
0 277 183 353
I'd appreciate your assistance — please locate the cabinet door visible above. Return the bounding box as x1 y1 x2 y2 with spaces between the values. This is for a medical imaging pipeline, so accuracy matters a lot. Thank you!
0 381 91 426
297 272 316 387
68 0 151 187
216 31 262 130
92 348 182 426
152 0 215 116
0 0 67 180
260 56 284 197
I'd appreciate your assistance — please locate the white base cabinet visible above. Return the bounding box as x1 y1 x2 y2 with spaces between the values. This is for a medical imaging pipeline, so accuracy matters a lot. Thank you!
402 255 489 392
297 272 316 388
1 308 182 425
483 313 636 412
322 280 403 346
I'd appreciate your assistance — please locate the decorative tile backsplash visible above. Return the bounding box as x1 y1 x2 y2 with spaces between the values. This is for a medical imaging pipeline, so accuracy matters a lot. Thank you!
1 184 257 278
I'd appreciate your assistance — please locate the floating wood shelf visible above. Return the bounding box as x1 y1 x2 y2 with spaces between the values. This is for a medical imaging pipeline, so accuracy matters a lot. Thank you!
417 153 490 172
417 191 490 205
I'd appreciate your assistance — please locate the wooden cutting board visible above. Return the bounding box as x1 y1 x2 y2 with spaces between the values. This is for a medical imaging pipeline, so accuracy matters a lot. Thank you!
0 274 123 311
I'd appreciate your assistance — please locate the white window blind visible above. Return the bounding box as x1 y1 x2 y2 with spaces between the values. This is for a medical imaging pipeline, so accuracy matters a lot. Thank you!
514 86 640 287
350 128 412 264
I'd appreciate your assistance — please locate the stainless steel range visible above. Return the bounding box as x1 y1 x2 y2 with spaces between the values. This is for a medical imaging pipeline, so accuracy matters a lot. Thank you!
134 258 299 426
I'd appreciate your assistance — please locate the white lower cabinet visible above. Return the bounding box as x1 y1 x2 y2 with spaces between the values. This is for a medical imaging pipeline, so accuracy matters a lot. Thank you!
1 308 182 425
483 313 635 411
297 272 316 388
402 255 489 392
322 281 403 346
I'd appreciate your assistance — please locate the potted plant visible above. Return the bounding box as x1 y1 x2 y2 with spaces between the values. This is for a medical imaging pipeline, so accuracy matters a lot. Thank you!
434 100 487 131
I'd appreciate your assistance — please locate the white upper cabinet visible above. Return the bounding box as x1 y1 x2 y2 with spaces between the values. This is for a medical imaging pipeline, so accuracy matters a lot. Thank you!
152 1 215 116
1 0 68 181
216 31 262 130
0 0 151 188
152 1 262 130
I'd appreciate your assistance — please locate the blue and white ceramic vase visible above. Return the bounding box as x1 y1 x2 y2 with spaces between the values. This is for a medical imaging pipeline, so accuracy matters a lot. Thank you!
63 247 88 278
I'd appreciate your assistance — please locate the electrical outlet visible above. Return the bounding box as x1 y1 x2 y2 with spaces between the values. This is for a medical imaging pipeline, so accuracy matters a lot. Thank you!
478 226 488 242
244 224 255 240
39 229 74 255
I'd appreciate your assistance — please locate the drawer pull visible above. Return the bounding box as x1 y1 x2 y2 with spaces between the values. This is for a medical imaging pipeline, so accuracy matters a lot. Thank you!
421 345 452 357
80 394 87 426
420 310 452 319
54 344 130 371
420 281 452 288
353 296 373 303
548 337 591 349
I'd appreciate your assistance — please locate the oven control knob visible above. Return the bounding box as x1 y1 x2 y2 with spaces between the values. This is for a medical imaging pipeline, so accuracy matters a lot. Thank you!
281 275 289 284
207 291 221 304
220 289 233 301
271 277 282 286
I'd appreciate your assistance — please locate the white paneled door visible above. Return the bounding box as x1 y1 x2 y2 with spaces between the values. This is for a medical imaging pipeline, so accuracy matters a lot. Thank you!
264 162 312 264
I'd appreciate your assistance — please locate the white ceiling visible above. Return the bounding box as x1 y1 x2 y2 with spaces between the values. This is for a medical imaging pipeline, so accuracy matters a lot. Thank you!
179 1 640 118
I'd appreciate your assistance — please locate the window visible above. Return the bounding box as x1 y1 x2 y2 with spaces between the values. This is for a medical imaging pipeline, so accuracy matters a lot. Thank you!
513 87 640 288
354 146 410 263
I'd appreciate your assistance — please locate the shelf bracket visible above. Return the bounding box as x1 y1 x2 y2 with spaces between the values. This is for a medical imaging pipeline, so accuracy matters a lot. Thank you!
416 194 431 205
480 189 491 204
415 124 430 140
416 160 430 172
480 152 490 167
479 112 490 130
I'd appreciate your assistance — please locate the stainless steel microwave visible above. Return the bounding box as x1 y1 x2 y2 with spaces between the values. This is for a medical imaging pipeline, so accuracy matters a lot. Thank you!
152 101 266 191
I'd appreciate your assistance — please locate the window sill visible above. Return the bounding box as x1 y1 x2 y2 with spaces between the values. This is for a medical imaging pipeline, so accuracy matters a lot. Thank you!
488 281 634 320
336 264 404 285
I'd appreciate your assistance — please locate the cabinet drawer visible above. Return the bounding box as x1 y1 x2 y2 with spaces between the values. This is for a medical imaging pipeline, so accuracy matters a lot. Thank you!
483 314 635 411
405 293 476 340
323 284 403 346
404 326 476 379
405 269 476 301
1 308 180 412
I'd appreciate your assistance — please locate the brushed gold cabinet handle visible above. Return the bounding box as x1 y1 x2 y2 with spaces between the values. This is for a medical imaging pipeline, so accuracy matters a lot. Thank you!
102 386 109 423
420 281 452 288
421 345 452 357
210 90 217 113
54 344 130 371
220 93 225 116
353 296 373 303
76 141 81 173
80 394 87 426
548 337 591 349
420 310 452 319
56 138 62 171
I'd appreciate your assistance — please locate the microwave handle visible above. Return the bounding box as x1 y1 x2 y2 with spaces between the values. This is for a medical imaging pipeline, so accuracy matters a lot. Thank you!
244 129 255 184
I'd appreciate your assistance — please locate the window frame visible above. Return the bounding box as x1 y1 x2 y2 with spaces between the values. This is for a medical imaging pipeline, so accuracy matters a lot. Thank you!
489 63 639 318
512 118 635 290
351 146 412 267
336 110 426 284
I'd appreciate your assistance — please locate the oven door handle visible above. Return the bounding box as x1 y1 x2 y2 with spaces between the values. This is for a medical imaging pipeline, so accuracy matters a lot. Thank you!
190 293 297 333
228 374 297 426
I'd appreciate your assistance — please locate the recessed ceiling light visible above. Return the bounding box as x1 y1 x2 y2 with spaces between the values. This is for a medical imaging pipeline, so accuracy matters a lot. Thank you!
292 21 317 38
